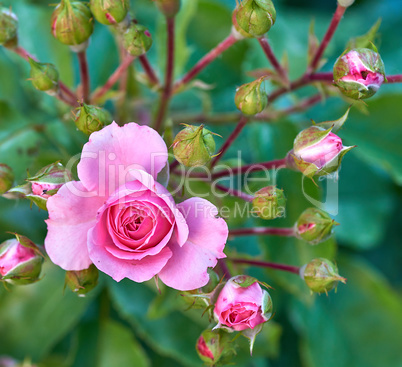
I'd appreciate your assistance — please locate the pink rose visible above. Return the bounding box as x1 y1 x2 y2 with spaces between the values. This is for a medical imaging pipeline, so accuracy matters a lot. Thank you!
45 122 228 291
214 275 272 331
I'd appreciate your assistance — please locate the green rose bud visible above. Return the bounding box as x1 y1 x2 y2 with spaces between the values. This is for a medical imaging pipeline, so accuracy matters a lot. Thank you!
196 329 234 365
252 186 286 220
122 23 153 56
51 0 94 46
172 124 216 167
301 258 346 294
235 0 276 38
154 0 181 18
235 77 267 115
333 48 385 100
0 163 14 195
90 0 129 25
0 234 43 286
65 264 99 296
28 58 59 94
74 103 112 135
295 208 338 245
0 7 18 47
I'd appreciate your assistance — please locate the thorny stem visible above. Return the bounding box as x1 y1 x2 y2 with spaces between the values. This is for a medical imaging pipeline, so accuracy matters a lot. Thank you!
228 258 300 274
214 183 254 202
77 51 90 103
138 54 159 85
173 33 237 93
154 17 175 133
229 227 295 237
309 4 346 72
258 36 288 83
92 55 135 102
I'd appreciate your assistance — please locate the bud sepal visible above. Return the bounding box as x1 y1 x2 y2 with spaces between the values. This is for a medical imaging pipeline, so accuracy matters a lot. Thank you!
90 0 130 25
252 186 286 220
74 103 112 135
235 76 268 115
65 264 99 296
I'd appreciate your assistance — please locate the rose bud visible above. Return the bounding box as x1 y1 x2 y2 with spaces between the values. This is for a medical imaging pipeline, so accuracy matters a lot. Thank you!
123 23 153 57
295 207 338 245
90 0 129 26
252 186 286 220
337 0 354 7
196 329 234 365
0 163 14 195
300 258 346 294
51 0 94 46
154 0 181 18
65 264 99 296
287 126 355 178
74 103 112 135
172 124 216 167
28 58 59 95
0 7 18 48
235 77 267 116
235 0 276 38
0 234 43 285
333 48 385 100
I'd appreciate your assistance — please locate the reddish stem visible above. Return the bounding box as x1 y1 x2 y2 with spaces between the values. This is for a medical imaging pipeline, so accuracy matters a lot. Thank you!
310 72 334 82
214 183 254 202
228 258 300 274
77 51 90 103
217 259 232 280
173 33 237 92
154 17 176 133
258 37 288 83
11 46 37 61
211 115 248 168
229 227 295 237
138 54 159 85
92 55 135 102
386 74 402 83
309 4 346 72
59 82 78 102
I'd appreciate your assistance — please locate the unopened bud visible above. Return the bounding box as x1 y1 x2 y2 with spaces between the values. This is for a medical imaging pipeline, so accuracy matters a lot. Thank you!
0 8 18 47
235 77 267 115
301 258 346 294
28 58 59 94
252 186 286 220
0 234 43 285
337 0 355 7
74 103 112 135
154 0 181 18
122 23 153 57
0 164 14 195
172 124 216 167
51 0 94 46
90 0 129 25
333 48 385 100
295 208 338 245
196 329 234 365
65 264 99 296
235 0 276 38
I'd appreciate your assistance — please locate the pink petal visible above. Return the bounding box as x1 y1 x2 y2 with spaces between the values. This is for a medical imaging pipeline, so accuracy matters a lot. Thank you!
45 181 105 271
77 122 168 196
158 198 228 291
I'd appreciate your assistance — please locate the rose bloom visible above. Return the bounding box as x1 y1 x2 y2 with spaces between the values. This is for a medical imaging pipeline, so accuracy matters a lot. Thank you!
45 122 228 291
214 276 272 331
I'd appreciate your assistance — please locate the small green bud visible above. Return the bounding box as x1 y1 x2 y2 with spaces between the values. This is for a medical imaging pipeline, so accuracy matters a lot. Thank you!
122 23 153 56
0 7 18 47
196 329 234 365
51 0 94 46
154 0 181 18
301 258 346 294
0 163 14 195
74 103 112 135
65 264 99 296
0 234 43 286
235 0 276 38
333 48 385 100
235 77 267 115
28 58 59 94
90 0 129 25
252 186 286 220
295 208 338 245
172 124 216 167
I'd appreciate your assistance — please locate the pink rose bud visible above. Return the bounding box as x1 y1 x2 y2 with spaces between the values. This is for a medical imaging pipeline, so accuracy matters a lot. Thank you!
0 163 14 195
0 234 43 285
287 126 354 178
333 48 385 100
195 329 234 365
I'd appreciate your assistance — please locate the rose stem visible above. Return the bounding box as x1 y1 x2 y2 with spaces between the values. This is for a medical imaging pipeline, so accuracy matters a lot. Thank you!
214 183 254 202
77 50 90 103
169 160 180 171
210 115 248 168
138 54 159 85
258 36 288 83
229 227 295 237
308 3 346 72
386 75 402 83
154 17 176 133
92 54 135 102
228 258 300 274
173 33 237 92
217 259 232 279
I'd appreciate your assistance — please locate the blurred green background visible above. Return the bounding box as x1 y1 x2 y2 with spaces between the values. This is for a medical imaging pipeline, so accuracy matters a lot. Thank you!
1 0 402 366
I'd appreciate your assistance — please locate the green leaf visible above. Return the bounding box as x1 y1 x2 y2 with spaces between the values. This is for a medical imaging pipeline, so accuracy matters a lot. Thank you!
346 19 382 49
